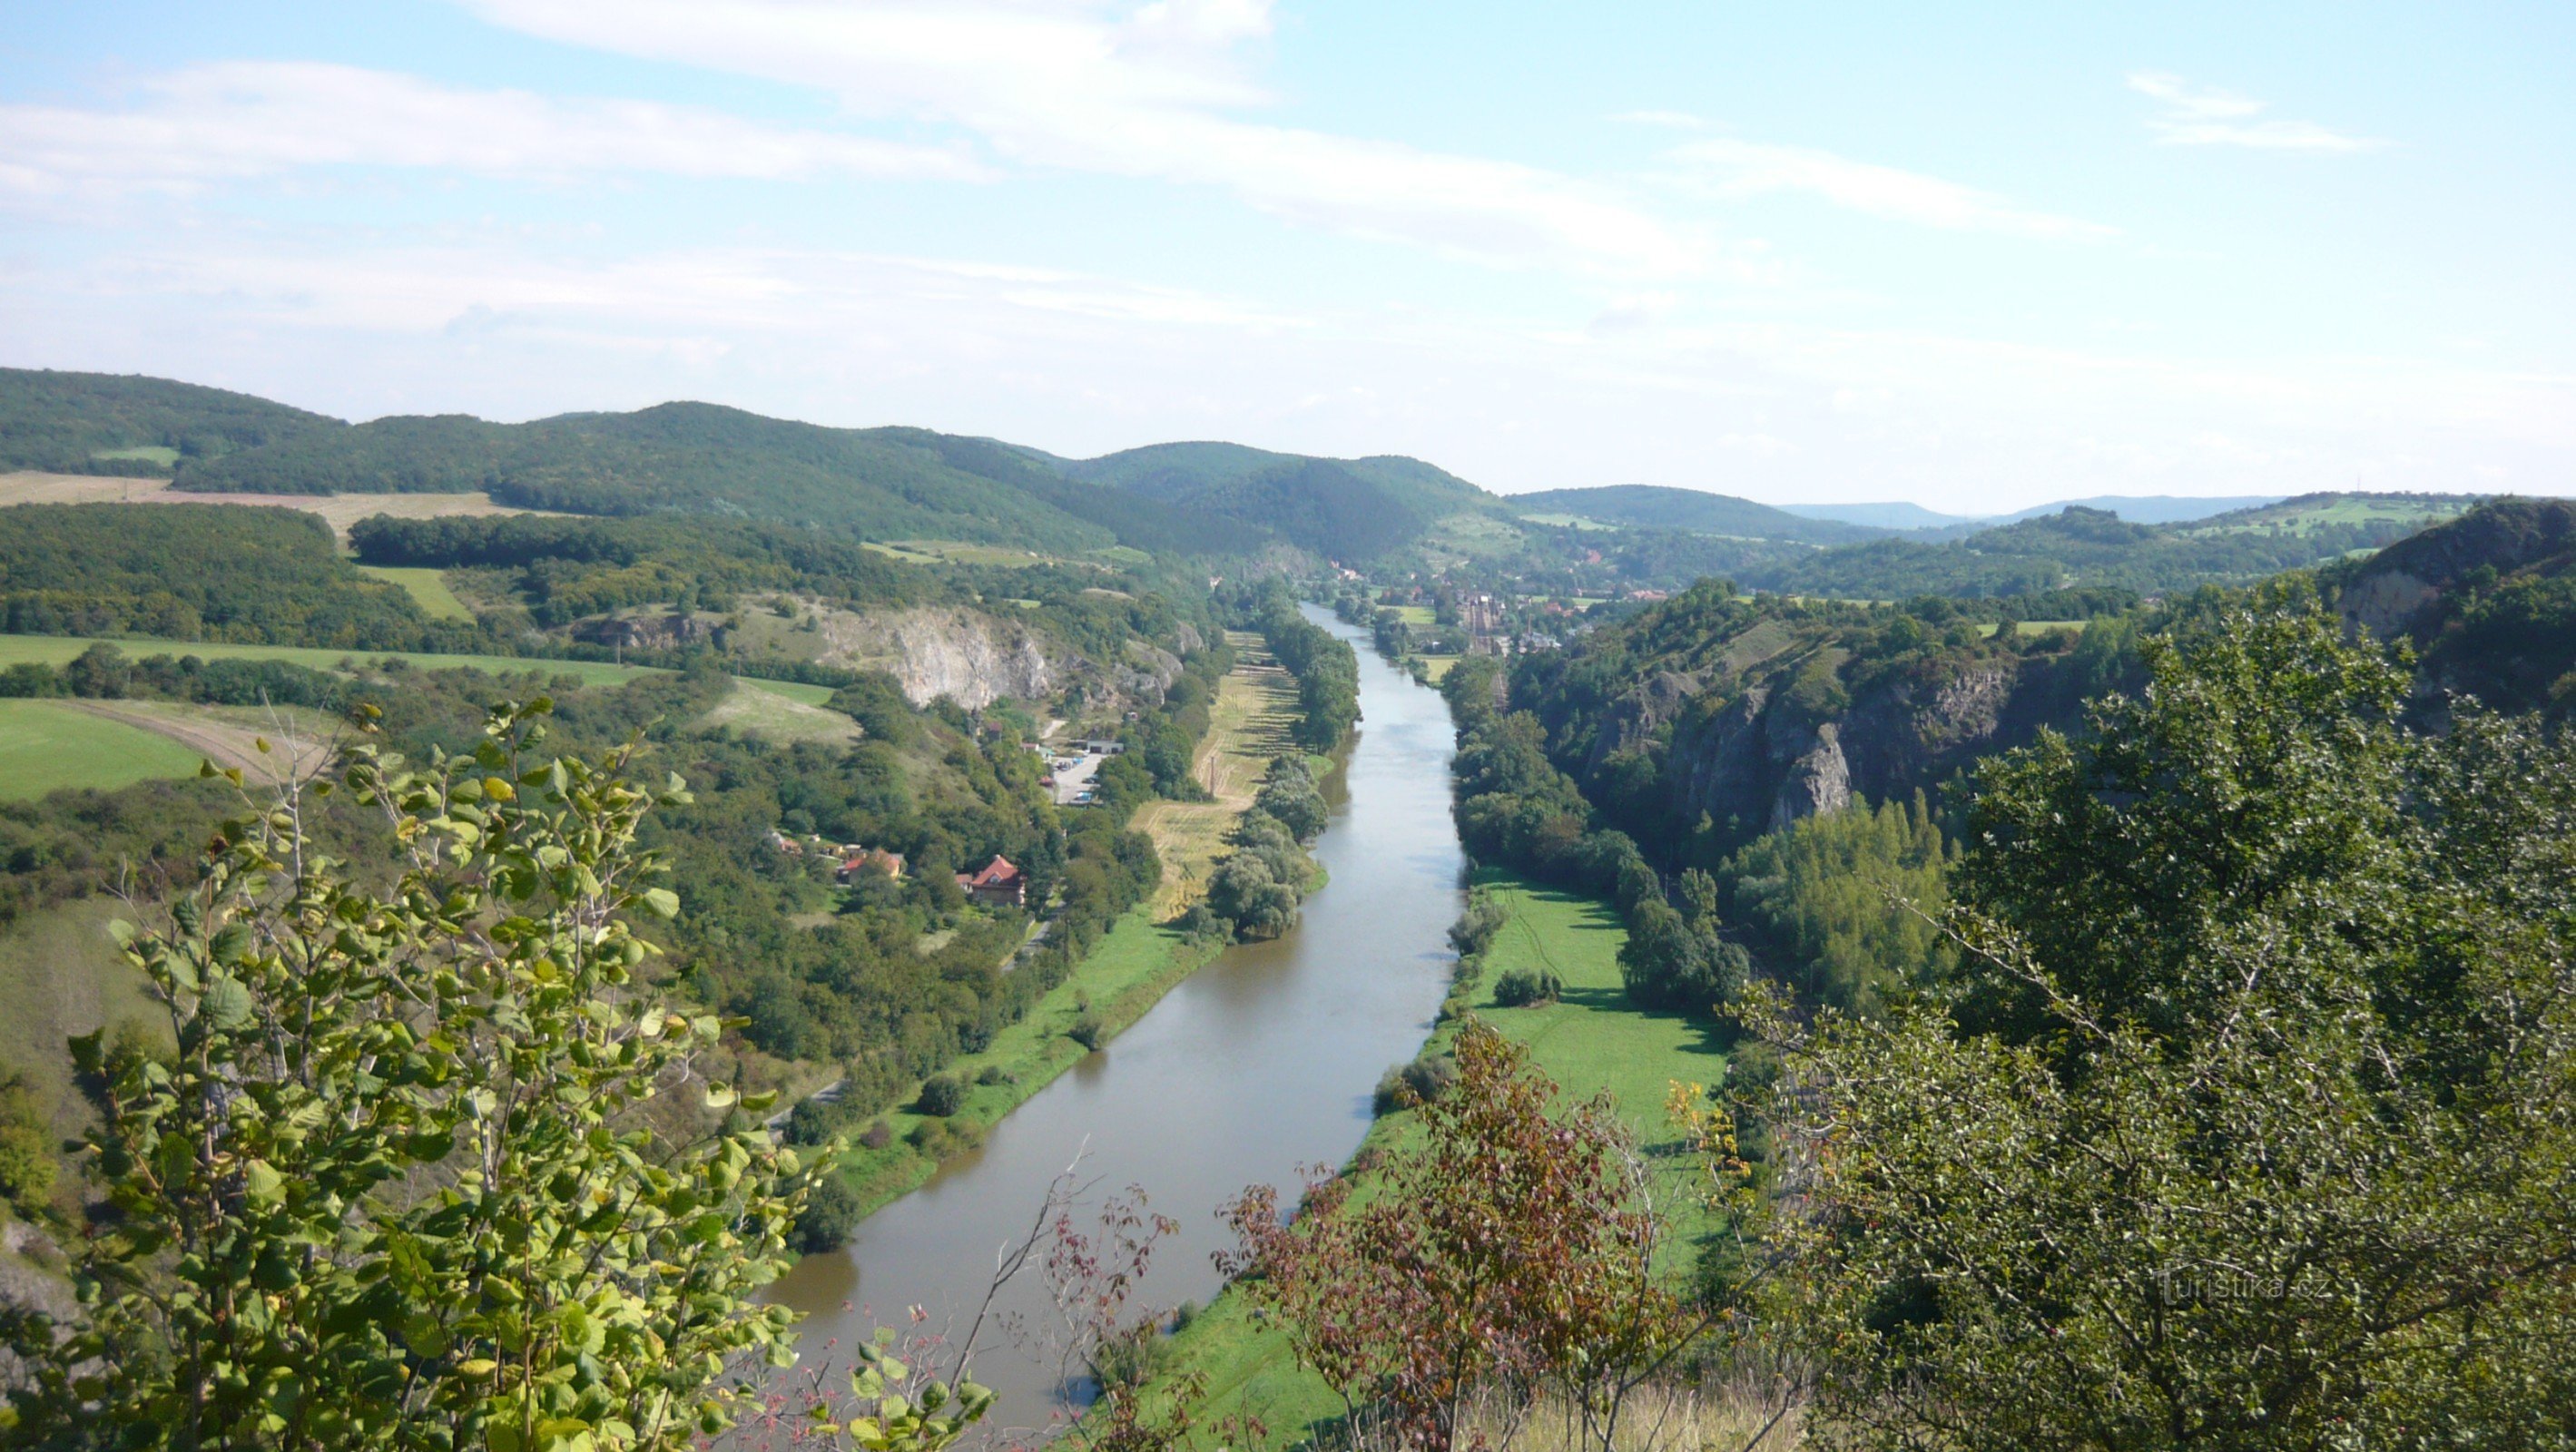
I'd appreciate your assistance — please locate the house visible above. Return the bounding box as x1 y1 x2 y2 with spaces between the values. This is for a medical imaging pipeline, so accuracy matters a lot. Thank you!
834 848 907 883
956 854 1028 908
766 830 805 856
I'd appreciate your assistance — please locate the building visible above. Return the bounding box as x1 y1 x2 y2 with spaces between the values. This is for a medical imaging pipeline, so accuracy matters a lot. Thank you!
957 854 1028 908
834 848 907 884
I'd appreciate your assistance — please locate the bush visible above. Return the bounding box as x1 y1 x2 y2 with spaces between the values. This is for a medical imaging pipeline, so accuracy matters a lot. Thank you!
1492 967 1561 1008
1068 1013 1106 1050
1448 895 1509 958
976 1064 1016 1086
907 1115 986 1158
1089 1326 1172 1391
791 1175 863 1254
858 1119 893 1151
1373 1055 1459 1114
915 1073 967 1116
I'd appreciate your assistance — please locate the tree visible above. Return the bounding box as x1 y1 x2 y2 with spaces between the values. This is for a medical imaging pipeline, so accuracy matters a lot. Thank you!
1222 1021 1690 1452
0 702 988 1452
1759 594 2576 1450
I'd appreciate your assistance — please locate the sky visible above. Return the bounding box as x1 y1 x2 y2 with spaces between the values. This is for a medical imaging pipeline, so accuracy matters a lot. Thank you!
1 1 2570 512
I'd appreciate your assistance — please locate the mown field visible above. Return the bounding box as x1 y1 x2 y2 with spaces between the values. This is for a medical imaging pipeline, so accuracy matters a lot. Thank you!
1128 633 1300 915
1147 871 1728 1447
0 699 204 800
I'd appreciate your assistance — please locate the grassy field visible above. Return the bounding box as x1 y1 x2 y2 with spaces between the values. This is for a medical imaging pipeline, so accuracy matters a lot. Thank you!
1128 633 1301 916
1392 603 1437 625
833 908 1224 1216
354 565 475 621
697 678 859 743
0 633 655 684
2184 494 2475 537
0 699 207 799
1149 871 1730 1446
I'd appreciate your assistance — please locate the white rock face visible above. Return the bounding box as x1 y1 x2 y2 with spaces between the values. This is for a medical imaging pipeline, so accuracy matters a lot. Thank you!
814 606 1060 709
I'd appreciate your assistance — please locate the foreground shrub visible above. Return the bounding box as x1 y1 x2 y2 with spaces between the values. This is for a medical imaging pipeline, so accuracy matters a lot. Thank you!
915 1072 967 1116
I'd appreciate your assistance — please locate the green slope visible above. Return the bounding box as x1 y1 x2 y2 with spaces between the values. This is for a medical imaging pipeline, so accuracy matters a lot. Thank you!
0 368 340 476
1508 483 1885 545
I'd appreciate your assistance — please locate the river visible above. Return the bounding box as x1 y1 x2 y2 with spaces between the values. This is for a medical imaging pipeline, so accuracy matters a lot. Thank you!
766 608 1462 1439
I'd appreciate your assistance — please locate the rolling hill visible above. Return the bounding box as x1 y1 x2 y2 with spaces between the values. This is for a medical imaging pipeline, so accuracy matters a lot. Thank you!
0 369 1488 563
1505 484 1884 544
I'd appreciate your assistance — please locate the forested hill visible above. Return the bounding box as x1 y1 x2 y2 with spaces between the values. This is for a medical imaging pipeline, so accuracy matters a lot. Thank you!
0 369 338 474
0 368 1500 563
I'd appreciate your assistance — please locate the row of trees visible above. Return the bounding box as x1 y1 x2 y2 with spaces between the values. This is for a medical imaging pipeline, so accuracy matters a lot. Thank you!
1194 757 1329 941
1255 596 1361 751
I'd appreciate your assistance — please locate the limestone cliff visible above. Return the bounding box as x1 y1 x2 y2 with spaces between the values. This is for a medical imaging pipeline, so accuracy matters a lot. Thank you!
811 605 1059 709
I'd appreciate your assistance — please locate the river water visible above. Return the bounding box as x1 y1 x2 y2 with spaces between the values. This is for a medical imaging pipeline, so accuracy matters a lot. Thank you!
767 608 1461 1439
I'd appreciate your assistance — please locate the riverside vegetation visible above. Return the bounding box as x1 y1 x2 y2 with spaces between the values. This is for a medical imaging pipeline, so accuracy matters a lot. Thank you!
5 362 2576 1449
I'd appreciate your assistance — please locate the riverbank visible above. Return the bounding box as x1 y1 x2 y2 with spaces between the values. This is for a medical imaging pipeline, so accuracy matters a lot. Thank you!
1141 869 1731 1447
828 635 1328 1216
1129 631 1301 917
832 908 1229 1216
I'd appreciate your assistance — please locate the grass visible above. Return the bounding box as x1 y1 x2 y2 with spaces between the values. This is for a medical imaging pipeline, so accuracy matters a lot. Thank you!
354 565 474 622
833 908 1224 1216
0 699 207 799
1148 871 1731 1447
89 446 180 466
1128 633 1301 915
0 633 656 685
0 898 160 1142
699 679 857 743
1393 604 1437 626
1417 654 1460 683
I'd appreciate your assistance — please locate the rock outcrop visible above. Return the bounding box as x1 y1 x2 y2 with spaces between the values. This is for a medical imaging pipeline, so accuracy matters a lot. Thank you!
813 606 1059 709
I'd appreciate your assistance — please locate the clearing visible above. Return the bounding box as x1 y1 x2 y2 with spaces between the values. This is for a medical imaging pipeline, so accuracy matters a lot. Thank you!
1147 871 1732 1447
696 678 858 743
354 565 475 621
1127 632 1301 916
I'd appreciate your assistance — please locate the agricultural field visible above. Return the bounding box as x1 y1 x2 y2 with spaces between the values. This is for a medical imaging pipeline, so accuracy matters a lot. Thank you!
0 698 205 799
2185 493 2476 537
1127 633 1300 916
1152 872 1729 1446
0 472 552 544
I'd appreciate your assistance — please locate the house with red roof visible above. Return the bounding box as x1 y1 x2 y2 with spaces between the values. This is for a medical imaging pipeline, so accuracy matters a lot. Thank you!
956 854 1027 908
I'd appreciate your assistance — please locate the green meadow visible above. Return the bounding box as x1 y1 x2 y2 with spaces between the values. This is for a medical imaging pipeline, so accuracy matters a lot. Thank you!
1148 870 1729 1447
0 699 206 800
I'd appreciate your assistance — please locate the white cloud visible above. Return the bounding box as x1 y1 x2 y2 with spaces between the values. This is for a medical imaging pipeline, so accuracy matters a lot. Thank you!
0 60 985 203
460 0 1703 276
2128 72 2385 152
1662 137 2116 240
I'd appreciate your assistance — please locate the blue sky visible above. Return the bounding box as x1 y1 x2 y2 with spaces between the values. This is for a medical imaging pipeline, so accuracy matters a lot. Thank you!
1 1 2567 511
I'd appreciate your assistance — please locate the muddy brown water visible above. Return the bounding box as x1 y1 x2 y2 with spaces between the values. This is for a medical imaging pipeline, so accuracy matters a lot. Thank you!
766 608 1462 1440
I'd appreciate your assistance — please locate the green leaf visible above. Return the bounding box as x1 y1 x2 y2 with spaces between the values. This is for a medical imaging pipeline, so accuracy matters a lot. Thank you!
641 888 681 920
